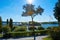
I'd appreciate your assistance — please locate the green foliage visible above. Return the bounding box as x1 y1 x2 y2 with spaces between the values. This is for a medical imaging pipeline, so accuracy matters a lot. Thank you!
50 27 60 40
43 37 52 40
28 26 37 31
3 25 11 33
0 16 2 33
22 4 44 17
8 30 47 37
9 18 13 31
37 30 47 35
29 21 41 26
47 27 52 29
41 22 58 24
8 32 33 37
6 19 9 25
14 26 27 32
54 0 60 26
38 26 44 30
54 0 60 19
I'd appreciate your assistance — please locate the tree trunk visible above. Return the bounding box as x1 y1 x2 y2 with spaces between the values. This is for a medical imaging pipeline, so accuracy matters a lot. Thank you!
31 16 36 40
58 20 60 26
58 18 60 26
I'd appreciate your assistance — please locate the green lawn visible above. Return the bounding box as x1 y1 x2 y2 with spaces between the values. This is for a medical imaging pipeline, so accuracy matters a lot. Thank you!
43 37 52 40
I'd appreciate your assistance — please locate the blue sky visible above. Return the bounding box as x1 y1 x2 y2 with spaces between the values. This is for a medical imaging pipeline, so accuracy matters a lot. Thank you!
0 0 58 22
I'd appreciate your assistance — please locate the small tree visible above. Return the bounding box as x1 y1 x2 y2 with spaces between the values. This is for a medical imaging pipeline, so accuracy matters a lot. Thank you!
22 4 44 40
9 18 13 31
6 19 9 25
0 16 2 33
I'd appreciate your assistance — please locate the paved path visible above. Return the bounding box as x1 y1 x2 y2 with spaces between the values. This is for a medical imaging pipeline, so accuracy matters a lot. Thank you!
1 35 48 40
36 36 48 40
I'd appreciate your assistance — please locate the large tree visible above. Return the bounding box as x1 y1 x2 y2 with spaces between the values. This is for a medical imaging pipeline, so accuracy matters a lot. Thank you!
54 0 60 26
22 4 44 40
0 16 2 33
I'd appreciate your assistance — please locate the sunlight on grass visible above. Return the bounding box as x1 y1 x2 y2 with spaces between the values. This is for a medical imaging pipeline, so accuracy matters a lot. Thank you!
43 37 52 40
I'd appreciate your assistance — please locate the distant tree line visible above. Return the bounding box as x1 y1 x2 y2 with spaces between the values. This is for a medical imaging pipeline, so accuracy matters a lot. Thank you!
41 22 58 24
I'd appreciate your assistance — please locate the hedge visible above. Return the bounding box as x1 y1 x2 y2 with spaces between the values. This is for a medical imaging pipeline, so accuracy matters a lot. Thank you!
7 30 47 38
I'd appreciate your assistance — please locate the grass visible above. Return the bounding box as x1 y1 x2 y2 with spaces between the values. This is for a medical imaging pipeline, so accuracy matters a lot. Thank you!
43 37 52 40
27 39 34 40
0 34 3 37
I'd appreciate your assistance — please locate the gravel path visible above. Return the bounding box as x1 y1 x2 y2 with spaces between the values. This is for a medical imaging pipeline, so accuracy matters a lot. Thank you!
1 35 48 40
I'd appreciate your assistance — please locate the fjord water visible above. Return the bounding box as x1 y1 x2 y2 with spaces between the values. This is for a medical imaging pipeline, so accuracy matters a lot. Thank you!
41 23 58 28
2 22 58 28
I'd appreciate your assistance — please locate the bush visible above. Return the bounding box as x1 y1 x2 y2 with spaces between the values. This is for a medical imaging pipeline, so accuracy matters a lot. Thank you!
7 30 47 38
37 30 47 35
28 26 37 31
30 30 47 36
8 31 33 38
50 27 60 40
47 27 52 29
14 26 27 32
3 25 11 33
38 27 44 30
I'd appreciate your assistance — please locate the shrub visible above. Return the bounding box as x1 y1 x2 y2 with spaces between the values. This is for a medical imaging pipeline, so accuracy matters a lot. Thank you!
2 25 11 33
8 31 33 38
34 30 47 36
7 30 47 38
39 30 47 35
28 26 37 31
50 27 60 40
47 27 52 29
14 26 27 32
38 26 44 30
